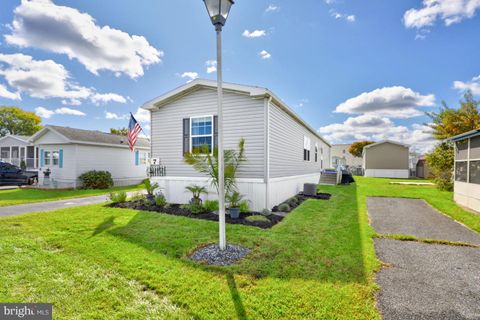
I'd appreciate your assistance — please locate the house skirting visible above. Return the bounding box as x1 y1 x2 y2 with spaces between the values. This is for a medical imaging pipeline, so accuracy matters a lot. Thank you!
151 173 320 211
454 181 480 213
364 169 409 179
37 176 145 189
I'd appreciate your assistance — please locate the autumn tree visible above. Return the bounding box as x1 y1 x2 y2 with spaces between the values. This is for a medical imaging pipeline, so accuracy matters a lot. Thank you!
426 91 479 190
110 127 128 136
0 106 42 137
348 141 375 157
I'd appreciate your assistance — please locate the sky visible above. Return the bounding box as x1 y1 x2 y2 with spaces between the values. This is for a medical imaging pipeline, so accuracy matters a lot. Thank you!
0 0 479 154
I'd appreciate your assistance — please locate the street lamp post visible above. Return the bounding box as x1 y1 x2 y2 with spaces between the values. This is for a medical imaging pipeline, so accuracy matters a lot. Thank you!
202 0 234 251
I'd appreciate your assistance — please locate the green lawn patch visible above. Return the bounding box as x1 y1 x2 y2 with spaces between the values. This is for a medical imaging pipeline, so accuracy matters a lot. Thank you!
0 183 380 319
245 215 270 223
0 184 143 207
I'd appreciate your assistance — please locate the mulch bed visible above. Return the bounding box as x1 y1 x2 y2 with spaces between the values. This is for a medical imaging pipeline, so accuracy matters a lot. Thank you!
107 201 283 229
271 192 331 212
107 192 331 229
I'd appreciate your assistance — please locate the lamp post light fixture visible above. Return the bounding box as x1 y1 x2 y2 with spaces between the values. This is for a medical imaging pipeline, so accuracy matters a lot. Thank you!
202 0 234 251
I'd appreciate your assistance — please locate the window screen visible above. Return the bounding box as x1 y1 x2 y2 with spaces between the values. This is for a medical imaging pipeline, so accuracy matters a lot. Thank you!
469 161 480 184
455 161 468 182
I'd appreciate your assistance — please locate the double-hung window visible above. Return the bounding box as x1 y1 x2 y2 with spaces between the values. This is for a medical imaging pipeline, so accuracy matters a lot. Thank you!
191 116 213 153
44 151 51 166
315 144 318 162
303 136 311 161
52 151 59 166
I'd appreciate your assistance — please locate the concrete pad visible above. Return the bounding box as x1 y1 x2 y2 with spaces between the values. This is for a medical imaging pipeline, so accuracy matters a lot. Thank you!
375 238 480 320
367 197 480 246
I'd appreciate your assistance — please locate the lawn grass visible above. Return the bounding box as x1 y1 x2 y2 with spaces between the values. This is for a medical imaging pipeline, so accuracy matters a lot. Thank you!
355 176 480 234
0 183 381 319
0 183 143 207
2 177 475 319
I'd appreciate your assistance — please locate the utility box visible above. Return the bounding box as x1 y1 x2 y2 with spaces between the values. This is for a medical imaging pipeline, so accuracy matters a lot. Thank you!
304 183 317 196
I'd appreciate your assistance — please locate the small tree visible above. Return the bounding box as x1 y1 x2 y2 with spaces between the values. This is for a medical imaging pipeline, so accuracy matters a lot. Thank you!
185 184 208 205
184 138 246 194
110 127 129 136
0 106 42 137
348 141 375 157
426 142 454 191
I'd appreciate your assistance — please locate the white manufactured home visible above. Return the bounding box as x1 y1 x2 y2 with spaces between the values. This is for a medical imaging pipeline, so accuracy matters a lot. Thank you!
449 129 480 213
362 140 410 178
143 79 331 211
29 125 150 188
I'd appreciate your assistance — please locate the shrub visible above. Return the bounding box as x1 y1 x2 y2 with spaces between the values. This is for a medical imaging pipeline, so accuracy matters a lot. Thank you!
185 185 207 205
144 179 159 196
434 178 453 191
245 215 270 223
239 200 250 213
181 203 204 214
287 197 298 207
225 191 244 209
109 191 127 203
129 192 144 201
277 203 291 212
203 200 219 212
78 170 113 189
155 194 167 207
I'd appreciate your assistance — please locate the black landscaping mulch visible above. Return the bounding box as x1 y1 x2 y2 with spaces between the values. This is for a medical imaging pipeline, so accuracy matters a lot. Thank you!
107 201 283 229
271 192 331 212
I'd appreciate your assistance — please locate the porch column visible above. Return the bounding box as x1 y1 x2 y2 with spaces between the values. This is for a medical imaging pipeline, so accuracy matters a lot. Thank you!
33 146 37 169
9 146 12 164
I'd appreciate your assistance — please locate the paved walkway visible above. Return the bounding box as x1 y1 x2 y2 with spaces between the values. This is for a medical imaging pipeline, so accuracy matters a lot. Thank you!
0 191 143 217
367 197 480 320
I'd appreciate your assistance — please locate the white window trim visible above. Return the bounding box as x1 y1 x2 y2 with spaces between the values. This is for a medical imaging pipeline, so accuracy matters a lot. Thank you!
303 136 311 162
44 151 51 166
315 143 318 163
190 115 214 154
52 150 59 166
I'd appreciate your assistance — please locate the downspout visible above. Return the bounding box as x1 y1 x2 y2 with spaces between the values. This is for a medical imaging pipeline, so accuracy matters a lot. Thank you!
264 96 272 211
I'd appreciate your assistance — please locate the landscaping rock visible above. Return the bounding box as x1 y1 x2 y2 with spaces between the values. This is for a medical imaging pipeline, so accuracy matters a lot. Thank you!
189 244 251 266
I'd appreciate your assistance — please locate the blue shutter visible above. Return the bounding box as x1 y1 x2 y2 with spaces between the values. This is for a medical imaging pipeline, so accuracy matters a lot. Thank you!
135 150 139 166
59 149 63 168
40 149 44 166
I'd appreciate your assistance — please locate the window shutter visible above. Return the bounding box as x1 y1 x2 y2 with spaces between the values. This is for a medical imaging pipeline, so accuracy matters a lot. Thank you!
213 115 218 149
59 149 63 168
135 150 139 166
183 118 190 155
40 149 44 166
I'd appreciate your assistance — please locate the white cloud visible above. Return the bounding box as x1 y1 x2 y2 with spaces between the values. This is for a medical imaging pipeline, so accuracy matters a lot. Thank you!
259 50 272 59
296 98 309 108
0 84 21 100
34 106 54 119
331 11 356 22
35 106 85 118
133 107 150 123
265 5 279 12
54 107 86 116
0 53 126 105
205 60 217 74
242 29 267 38
90 93 127 105
5 0 162 78
105 111 128 120
334 86 435 119
319 115 436 153
404 0 480 30
180 72 199 82
453 75 480 95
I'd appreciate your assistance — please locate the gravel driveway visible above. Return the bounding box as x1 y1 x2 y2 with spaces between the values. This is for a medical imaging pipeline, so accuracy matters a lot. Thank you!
368 197 480 320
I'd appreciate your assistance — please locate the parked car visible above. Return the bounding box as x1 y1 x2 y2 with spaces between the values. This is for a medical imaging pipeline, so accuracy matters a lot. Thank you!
0 162 38 186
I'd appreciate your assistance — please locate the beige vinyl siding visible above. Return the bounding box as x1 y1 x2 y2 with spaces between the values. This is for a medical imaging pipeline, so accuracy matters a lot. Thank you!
269 101 329 178
151 87 265 178
364 143 409 170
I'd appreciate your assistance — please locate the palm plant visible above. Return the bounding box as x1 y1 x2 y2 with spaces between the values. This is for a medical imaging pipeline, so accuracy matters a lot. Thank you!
185 184 208 205
184 138 246 194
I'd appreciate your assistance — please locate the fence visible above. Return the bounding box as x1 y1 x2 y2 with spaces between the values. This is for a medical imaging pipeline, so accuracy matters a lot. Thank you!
148 165 167 177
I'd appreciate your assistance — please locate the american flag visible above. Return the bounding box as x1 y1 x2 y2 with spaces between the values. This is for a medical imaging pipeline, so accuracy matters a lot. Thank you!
128 113 142 151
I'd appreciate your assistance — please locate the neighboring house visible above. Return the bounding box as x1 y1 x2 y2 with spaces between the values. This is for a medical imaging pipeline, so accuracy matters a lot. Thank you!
331 144 363 168
29 125 150 188
416 157 432 179
142 79 331 211
0 135 39 169
449 129 480 213
362 140 410 178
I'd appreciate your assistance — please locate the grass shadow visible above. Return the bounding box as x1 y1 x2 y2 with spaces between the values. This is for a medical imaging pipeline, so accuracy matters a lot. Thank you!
109 183 367 284
226 272 247 320
91 216 115 237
